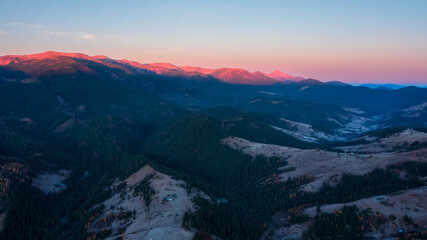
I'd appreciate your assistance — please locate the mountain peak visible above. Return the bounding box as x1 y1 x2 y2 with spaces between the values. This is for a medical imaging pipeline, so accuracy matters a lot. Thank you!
0 51 97 63
92 55 110 60
0 51 135 76
267 70 304 82
147 63 180 70
180 66 216 74
208 68 280 85
32 51 94 60
0 51 309 86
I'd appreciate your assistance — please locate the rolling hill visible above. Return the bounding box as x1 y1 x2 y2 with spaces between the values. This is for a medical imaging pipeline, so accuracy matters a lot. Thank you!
0 51 426 240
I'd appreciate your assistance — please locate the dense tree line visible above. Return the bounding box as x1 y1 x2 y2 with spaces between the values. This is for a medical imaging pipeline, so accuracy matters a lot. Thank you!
0 118 152 240
305 169 423 204
143 115 288 193
389 161 427 178
133 174 155 208
0 112 424 240
303 205 387 239
144 115 424 239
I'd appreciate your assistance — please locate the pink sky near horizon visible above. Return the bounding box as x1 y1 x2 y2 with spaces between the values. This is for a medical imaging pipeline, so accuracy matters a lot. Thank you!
0 1 426 84
1 48 426 85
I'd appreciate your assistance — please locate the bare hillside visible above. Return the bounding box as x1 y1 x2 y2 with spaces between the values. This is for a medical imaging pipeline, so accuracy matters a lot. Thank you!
87 165 207 240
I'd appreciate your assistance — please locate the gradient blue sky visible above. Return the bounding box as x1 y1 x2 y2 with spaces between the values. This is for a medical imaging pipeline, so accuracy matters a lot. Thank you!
0 0 426 84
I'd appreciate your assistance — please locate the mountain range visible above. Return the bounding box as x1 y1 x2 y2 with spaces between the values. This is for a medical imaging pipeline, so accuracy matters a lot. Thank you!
0 51 426 240
0 51 305 85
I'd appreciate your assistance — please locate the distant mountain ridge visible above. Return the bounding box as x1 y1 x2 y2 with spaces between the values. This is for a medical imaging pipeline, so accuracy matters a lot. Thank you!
0 51 304 85
1 52 424 89
359 84 407 90
267 70 304 82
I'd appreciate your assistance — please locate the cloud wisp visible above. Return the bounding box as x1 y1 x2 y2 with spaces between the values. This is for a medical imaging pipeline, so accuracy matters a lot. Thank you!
6 22 97 41
81 34 96 40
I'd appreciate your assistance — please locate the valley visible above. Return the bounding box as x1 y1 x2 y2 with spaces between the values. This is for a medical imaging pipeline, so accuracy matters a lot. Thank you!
0 52 426 240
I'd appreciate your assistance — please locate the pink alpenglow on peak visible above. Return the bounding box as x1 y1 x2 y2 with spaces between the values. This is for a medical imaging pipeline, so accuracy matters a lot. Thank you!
267 70 304 82
0 51 134 75
92 55 110 60
180 66 216 75
147 63 180 70
24 51 95 61
0 51 111 66
208 68 280 85
180 67 293 84
0 51 307 85
115 60 180 74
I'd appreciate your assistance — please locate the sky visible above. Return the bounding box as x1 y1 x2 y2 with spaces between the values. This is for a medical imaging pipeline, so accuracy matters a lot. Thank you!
0 0 426 84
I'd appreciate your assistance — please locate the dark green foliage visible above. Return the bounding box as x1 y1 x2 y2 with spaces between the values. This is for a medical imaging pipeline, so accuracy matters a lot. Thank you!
95 229 112 239
142 114 425 240
307 169 423 204
118 211 133 220
202 106 317 148
1 58 426 240
224 115 317 149
182 210 194 230
366 127 407 138
108 154 150 181
185 177 312 240
281 167 296 173
413 127 427 133
134 174 155 208
389 161 427 178
403 215 414 225
241 97 345 133
0 183 58 240
184 168 422 240
0 141 150 240
304 206 387 239
290 214 310 224
305 205 364 239
144 115 287 191
1 110 423 240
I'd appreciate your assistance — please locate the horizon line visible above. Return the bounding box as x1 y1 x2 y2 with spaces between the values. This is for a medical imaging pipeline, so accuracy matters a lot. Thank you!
1 50 426 87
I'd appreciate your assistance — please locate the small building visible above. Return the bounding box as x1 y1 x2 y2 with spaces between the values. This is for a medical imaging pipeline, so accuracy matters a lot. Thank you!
166 194 177 201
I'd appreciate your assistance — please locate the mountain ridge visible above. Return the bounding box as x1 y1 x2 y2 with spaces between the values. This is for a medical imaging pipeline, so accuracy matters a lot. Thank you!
0 51 304 85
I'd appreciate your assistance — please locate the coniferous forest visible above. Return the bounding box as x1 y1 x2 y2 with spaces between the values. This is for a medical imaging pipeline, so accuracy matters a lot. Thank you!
0 50 426 240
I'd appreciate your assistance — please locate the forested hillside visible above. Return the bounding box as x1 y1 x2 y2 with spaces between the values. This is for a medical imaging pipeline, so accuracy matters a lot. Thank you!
0 53 426 239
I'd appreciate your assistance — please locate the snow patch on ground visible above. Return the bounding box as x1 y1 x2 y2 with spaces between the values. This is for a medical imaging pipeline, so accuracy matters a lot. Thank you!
31 169 70 194
399 102 427 118
403 102 427 115
272 125 318 142
249 98 262 103
336 115 378 135
274 118 346 142
258 91 282 96
299 86 309 91
342 107 365 114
